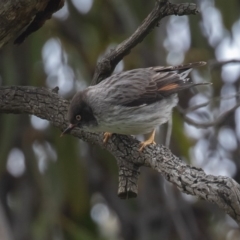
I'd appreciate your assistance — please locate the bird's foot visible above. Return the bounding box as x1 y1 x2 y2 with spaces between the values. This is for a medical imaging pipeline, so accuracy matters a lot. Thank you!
139 129 156 151
103 132 112 144
139 139 156 151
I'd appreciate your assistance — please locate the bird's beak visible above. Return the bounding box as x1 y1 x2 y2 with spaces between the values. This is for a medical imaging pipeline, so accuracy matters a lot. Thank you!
60 124 76 137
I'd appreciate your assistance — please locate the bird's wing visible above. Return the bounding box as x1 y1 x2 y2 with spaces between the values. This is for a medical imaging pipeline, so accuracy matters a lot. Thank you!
90 62 207 107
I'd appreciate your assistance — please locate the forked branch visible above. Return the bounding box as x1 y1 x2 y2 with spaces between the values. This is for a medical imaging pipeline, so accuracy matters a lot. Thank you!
1 0 240 226
91 1 199 85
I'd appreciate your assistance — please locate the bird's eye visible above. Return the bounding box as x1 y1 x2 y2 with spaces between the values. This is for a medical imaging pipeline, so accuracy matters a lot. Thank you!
76 115 81 121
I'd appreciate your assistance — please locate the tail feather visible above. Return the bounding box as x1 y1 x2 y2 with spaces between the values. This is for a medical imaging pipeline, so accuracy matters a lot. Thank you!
158 81 210 96
120 61 209 107
152 61 206 72
152 61 209 96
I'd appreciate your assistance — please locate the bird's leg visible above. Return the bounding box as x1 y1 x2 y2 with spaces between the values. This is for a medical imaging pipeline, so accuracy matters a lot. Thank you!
103 132 112 144
139 129 156 151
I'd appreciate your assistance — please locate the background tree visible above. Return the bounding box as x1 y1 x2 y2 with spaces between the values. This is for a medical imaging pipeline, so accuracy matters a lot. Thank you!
0 0 240 240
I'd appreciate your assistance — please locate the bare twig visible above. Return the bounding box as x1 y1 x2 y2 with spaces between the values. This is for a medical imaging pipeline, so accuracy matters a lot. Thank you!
177 94 240 128
91 1 199 85
178 103 240 128
209 59 240 70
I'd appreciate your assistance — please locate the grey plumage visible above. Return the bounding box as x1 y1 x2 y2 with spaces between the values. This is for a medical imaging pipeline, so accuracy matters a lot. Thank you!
64 61 207 138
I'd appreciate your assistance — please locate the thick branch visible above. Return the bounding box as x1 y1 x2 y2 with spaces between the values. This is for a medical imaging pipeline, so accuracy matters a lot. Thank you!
0 0 63 47
1 0 240 227
1 86 240 224
91 2 199 85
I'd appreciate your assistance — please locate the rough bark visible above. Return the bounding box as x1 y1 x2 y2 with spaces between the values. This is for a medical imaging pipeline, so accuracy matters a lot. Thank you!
1 0 240 226
0 0 63 47
1 86 240 224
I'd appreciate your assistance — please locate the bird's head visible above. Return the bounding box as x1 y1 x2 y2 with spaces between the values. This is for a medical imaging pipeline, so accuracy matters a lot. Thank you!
61 91 97 136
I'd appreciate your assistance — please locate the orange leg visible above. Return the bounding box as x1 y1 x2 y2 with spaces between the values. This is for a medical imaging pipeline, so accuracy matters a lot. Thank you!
139 129 156 151
103 132 112 144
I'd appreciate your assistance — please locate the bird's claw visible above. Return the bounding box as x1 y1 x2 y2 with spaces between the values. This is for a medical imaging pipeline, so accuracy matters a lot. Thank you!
139 129 156 151
103 132 112 144
139 140 156 151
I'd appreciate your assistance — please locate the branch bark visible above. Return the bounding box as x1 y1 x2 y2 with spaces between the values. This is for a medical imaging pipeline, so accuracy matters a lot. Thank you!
91 1 199 85
0 0 63 47
1 0 240 226
1 86 240 224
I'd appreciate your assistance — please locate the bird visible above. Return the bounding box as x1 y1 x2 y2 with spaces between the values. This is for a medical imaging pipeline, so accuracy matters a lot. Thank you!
61 62 207 151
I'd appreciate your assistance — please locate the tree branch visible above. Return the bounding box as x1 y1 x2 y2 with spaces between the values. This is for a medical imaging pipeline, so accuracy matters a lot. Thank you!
1 86 240 225
0 0 63 47
91 1 199 85
1 0 240 227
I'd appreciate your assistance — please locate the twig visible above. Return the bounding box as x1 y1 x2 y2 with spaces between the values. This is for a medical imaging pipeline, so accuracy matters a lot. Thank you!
209 59 240 70
181 92 240 113
178 102 240 128
91 1 199 85
177 92 240 128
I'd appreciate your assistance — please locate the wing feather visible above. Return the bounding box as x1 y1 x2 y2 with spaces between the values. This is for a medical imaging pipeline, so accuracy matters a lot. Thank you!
90 61 207 107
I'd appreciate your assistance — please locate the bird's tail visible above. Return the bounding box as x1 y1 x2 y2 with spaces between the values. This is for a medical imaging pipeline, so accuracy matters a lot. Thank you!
152 61 210 96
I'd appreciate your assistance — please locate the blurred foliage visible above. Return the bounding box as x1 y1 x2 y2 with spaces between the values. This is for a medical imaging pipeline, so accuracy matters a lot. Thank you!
1 0 240 239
